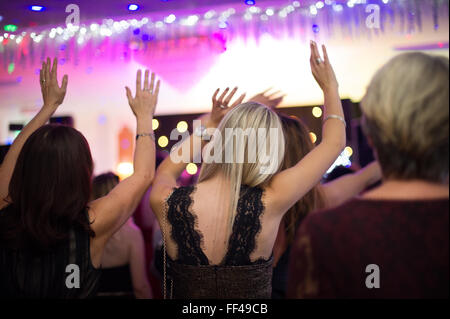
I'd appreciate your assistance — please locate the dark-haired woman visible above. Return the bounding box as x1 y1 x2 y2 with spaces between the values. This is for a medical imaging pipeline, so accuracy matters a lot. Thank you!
0 58 160 298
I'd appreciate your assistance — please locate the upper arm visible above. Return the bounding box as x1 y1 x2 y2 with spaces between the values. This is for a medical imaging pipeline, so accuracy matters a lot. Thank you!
149 168 177 222
89 174 151 243
266 140 344 215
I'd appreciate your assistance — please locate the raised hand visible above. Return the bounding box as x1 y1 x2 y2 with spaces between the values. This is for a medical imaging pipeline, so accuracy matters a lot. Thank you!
126 70 160 118
208 87 246 126
40 57 68 111
249 88 285 109
310 41 338 93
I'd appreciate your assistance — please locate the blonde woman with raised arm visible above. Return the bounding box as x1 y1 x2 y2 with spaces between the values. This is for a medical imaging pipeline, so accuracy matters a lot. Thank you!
150 41 346 299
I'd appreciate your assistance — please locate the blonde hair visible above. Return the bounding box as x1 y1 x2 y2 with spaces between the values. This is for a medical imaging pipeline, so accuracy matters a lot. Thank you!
198 102 285 238
361 52 449 182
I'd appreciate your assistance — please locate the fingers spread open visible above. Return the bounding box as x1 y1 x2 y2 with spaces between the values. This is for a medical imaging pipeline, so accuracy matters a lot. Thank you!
267 90 282 98
261 88 273 96
212 88 220 104
232 93 246 107
218 88 229 105
224 87 238 105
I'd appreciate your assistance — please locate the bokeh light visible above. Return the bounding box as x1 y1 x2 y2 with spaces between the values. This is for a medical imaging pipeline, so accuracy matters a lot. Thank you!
186 163 198 175
117 162 133 179
158 135 169 148
344 146 353 157
152 118 159 130
177 120 188 133
312 106 323 118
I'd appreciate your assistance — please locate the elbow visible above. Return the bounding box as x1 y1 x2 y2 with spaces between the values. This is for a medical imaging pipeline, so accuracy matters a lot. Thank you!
133 171 155 187
144 171 155 185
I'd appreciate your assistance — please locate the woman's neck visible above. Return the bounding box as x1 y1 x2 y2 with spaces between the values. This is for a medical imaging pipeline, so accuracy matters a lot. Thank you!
362 179 449 201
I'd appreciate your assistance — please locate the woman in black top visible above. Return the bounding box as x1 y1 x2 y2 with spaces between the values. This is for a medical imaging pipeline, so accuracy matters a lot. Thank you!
0 58 160 298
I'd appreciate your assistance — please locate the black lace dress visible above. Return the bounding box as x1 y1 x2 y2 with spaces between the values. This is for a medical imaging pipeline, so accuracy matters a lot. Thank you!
165 185 273 299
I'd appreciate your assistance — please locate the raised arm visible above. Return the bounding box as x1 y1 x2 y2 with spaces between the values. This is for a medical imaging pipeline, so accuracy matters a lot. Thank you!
0 58 67 208
321 161 382 208
249 88 285 109
149 87 245 218
89 70 158 243
266 41 346 215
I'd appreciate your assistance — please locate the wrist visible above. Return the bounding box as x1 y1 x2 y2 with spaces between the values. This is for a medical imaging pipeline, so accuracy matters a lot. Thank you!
136 116 153 132
198 114 218 129
42 103 59 111
323 86 339 96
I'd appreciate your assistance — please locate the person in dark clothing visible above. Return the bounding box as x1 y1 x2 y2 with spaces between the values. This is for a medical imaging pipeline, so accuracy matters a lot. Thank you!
287 52 449 299
0 58 159 298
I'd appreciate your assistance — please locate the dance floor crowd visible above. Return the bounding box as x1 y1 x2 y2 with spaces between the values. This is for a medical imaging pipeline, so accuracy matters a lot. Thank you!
0 41 448 299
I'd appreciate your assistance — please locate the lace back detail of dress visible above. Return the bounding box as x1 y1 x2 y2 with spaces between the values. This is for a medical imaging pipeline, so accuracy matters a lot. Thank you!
166 186 209 265
222 185 266 266
166 185 266 266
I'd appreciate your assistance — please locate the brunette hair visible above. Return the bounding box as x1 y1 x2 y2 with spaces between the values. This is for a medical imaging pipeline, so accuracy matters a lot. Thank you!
1 124 95 251
279 114 326 245
92 172 119 200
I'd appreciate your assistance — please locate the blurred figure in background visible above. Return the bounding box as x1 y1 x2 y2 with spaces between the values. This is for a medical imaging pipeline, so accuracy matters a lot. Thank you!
133 151 167 299
287 52 449 298
93 172 152 299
